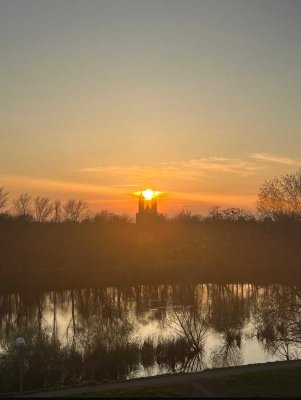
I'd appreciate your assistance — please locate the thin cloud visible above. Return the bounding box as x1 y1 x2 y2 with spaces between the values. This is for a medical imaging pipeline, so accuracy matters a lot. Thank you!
79 166 156 178
79 157 260 182
252 153 301 166
170 190 256 204
78 168 104 172
162 157 259 174
114 184 142 187
78 153 300 190
0 174 117 196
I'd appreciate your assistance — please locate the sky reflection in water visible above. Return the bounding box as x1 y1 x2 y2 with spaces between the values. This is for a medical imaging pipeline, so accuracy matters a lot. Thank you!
1 283 300 381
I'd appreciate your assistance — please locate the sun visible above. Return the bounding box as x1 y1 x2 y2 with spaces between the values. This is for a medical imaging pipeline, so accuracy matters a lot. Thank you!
133 189 161 200
142 189 156 200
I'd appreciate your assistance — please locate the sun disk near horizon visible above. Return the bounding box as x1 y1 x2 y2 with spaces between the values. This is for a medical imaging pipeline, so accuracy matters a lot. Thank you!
134 189 161 200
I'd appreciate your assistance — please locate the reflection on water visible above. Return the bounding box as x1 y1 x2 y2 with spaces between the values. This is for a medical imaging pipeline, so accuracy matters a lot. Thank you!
0 284 301 392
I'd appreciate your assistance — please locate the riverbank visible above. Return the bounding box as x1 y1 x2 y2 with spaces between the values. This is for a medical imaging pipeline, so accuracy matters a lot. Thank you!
21 359 301 398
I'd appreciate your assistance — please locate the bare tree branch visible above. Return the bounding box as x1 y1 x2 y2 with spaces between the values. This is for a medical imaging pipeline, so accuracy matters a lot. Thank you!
52 200 62 223
0 187 9 213
13 193 32 218
34 196 54 222
63 199 88 222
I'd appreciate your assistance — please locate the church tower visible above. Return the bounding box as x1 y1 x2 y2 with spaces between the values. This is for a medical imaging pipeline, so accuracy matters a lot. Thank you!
136 190 159 224
138 193 144 212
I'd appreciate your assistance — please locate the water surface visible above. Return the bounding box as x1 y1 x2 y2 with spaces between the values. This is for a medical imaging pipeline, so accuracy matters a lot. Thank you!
0 284 300 391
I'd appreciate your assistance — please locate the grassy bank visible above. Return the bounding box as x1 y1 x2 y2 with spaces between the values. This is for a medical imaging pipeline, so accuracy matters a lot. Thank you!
69 367 301 397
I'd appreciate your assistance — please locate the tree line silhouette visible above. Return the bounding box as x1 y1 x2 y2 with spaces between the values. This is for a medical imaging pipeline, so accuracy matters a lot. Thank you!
1 170 301 289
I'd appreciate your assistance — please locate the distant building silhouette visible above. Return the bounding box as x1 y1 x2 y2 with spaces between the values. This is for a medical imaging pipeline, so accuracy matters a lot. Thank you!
136 192 158 224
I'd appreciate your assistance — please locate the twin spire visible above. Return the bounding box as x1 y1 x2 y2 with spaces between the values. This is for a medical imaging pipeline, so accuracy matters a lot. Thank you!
138 192 157 214
136 189 159 224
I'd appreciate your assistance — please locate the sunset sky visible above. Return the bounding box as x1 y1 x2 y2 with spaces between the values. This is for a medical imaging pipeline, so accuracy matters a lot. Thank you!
1 0 301 216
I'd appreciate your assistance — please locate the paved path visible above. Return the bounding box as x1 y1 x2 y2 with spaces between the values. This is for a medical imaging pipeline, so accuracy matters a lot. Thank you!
25 359 301 398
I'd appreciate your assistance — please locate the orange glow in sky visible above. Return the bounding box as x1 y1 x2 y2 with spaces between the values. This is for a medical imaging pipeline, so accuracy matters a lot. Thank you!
1 1 300 217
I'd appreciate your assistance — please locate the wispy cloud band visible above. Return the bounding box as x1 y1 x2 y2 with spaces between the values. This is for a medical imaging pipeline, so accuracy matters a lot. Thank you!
251 153 301 166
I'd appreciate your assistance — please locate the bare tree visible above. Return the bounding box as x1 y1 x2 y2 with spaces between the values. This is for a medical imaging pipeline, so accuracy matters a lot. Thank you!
257 170 301 220
93 210 132 224
208 205 223 220
63 199 88 222
173 209 201 223
52 200 62 223
0 187 9 213
13 193 32 218
210 328 242 368
222 208 254 221
164 304 208 372
34 196 53 222
165 304 208 354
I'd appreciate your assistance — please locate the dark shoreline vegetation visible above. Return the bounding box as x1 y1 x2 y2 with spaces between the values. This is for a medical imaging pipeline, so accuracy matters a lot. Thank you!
2 170 301 290
1 214 301 290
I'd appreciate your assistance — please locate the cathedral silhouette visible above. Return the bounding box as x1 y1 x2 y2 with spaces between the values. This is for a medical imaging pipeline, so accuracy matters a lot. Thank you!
136 192 158 224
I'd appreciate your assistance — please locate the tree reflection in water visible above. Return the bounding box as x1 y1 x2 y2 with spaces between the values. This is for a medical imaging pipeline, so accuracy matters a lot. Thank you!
0 284 301 393
208 284 249 368
210 328 242 368
256 285 301 361
164 301 208 372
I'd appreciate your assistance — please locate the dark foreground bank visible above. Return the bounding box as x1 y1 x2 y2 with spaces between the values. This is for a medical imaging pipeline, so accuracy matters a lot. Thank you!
18 360 301 398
